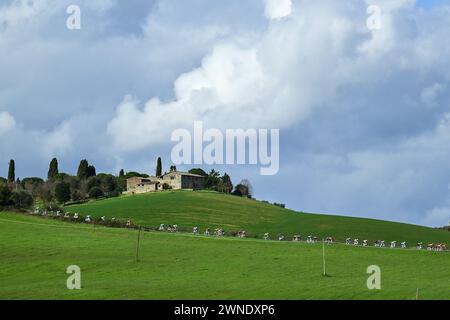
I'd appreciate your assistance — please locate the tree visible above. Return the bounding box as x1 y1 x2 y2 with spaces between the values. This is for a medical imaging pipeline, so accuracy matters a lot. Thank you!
37 184 53 204
88 186 104 199
232 184 248 197
11 190 33 209
170 165 177 172
232 179 253 198
221 173 233 194
188 168 207 177
47 158 59 180
86 176 101 191
71 189 81 202
7 159 15 183
0 185 12 206
87 165 96 178
21 177 44 197
55 181 71 204
156 157 162 177
118 169 126 191
125 172 149 178
77 159 89 179
240 179 253 197
55 173 71 180
21 177 44 187
96 173 118 194
205 169 221 190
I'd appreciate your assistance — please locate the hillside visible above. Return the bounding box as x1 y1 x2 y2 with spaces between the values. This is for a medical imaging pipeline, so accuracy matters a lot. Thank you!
0 212 448 300
67 190 450 244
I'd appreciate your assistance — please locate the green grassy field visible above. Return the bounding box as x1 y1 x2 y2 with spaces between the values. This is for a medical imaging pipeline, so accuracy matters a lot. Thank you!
67 190 450 244
0 212 449 300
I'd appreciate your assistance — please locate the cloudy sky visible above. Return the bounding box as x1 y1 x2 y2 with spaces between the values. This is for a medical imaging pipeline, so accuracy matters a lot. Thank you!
1 0 450 227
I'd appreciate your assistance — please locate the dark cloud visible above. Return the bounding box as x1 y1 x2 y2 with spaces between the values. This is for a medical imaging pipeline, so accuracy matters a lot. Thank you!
1 0 450 227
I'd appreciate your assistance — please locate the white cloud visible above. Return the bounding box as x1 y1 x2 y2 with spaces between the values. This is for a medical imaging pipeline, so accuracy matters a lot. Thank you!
108 0 422 153
107 42 283 152
0 111 16 135
0 0 50 29
263 0 293 20
42 121 72 157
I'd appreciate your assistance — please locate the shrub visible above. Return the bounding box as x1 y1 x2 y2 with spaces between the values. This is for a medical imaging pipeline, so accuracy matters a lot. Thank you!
89 186 104 199
71 190 82 202
106 190 120 198
55 181 71 204
11 190 34 209
43 202 62 212
162 183 172 190
0 185 12 206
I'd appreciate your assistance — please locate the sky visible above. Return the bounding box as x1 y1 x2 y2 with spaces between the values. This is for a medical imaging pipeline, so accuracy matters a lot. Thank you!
1 0 450 227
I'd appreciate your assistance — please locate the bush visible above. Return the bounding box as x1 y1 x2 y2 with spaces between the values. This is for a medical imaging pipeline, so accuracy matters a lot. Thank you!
106 190 120 198
71 190 82 202
0 185 12 206
89 186 104 199
42 202 63 212
274 203 286 208
11 190 34 209
55 181 71 204
232 184 250 197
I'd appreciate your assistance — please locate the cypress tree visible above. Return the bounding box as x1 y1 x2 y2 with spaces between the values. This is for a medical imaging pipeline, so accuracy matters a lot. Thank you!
156 157 162 177
221 173 233 194
119 169 125 177
87 165 96 178
77 159 89 179
7 159 15 183
47 158 59 180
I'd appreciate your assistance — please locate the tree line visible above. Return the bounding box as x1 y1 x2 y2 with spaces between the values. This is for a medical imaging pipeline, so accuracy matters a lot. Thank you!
0 158 122 211
0 157 253 211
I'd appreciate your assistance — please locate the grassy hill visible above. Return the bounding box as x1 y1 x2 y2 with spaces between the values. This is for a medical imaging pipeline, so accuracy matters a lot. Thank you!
0 211 449 300
67 190 450 244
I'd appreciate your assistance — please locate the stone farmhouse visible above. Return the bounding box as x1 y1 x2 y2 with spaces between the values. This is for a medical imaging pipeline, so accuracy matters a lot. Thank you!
126 176 158 194
126 171 205 194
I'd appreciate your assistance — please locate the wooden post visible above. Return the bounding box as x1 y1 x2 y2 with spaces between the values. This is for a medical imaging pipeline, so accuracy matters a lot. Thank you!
322 239 327 276
136 227 141 262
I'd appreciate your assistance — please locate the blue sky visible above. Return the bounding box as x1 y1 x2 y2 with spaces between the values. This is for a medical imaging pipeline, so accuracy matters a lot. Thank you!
417 0 444 7
1 0 450 227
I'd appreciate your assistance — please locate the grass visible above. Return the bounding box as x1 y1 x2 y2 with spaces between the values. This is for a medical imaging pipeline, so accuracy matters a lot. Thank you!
66 190 450 244
0 211 449 300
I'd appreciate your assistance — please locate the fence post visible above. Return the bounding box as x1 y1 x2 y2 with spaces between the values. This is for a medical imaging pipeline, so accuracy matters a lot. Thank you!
136 227 141 262
322 239 327 276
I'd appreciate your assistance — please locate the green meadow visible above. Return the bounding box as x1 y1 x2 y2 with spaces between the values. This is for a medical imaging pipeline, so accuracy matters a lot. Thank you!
0 211 449 300
67 190 450 244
